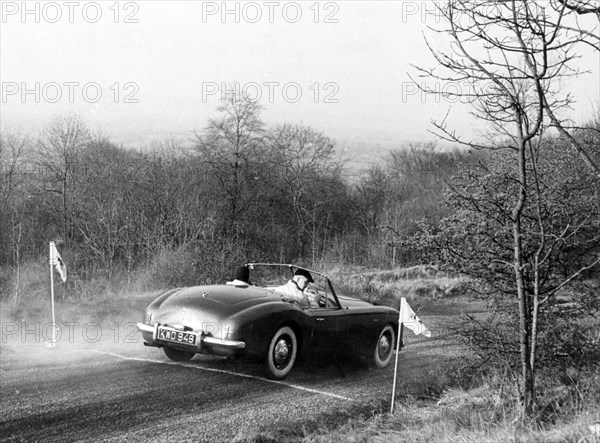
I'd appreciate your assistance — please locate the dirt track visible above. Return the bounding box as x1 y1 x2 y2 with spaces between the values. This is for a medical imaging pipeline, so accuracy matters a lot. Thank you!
0 327 452 442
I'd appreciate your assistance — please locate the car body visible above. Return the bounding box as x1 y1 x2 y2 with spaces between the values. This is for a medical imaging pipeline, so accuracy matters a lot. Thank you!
137 263 401 378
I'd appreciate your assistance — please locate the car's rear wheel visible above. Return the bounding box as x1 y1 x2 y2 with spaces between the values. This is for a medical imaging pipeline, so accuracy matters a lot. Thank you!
266 326 297 379
164 346 195 362
372 325 395 369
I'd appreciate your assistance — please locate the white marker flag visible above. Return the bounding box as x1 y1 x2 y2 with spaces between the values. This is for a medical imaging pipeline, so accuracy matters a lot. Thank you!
399 297 431 337
47 241 66 348
50 242 67 282
391 297 432 413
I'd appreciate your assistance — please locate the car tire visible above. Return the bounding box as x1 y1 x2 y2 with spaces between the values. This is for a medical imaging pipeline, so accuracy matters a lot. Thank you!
266 326 297 379
164 346 195 362
372 325 395 369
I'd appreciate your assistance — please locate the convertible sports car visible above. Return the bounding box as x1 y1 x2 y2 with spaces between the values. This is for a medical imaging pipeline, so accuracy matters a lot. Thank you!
137 264 401 379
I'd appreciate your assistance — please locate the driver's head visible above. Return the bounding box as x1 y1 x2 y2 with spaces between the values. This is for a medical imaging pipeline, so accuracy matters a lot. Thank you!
293 269 313 291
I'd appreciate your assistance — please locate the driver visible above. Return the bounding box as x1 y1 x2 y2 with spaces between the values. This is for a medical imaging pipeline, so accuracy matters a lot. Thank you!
274 269 320 308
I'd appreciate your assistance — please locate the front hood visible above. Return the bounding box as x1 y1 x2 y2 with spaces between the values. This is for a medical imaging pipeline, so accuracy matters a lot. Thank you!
149 285 278 336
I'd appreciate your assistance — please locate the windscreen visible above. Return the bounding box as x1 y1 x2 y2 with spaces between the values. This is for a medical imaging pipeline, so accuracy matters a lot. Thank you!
247 264 339 309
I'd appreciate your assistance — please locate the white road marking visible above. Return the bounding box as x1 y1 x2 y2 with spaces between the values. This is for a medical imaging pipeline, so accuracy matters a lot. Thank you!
85 350 354 402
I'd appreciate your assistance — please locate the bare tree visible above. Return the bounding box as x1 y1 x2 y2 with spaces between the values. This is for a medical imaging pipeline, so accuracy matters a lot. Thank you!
0 131 30 208
354 165 388 264
414 0 600 176
546 0 600 175
414 0 600 415
268 123 342 261
0 130 33 303
37 114 91 241
194 91 266 239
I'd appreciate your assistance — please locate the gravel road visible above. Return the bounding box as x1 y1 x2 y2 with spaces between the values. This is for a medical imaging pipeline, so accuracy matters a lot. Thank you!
0 325 450 442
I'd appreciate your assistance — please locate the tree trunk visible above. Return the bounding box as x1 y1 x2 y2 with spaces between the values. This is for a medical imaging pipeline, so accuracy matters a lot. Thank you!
13 225 21 306
513 137 535 416
515 220 535 416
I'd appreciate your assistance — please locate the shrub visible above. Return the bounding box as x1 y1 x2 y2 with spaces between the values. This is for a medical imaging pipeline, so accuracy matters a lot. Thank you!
1 260 55 321
146 247 199 289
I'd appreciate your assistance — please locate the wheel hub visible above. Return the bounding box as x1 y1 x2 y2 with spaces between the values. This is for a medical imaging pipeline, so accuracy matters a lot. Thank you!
274 339 290 366
378 335 390 359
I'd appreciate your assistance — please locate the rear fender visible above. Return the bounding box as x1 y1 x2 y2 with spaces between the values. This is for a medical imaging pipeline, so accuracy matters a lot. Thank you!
232 302 308 358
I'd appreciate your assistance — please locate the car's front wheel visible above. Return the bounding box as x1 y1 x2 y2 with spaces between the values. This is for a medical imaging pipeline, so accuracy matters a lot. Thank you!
164 346 195 362
372 325 395 369
266 326 297 379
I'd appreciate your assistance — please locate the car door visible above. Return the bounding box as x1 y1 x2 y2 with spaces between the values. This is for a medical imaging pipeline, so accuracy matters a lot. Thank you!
339 310 383 356
306 308 346 353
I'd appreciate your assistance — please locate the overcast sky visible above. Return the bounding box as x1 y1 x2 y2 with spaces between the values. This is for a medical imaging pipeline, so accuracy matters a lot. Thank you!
1 1 599 150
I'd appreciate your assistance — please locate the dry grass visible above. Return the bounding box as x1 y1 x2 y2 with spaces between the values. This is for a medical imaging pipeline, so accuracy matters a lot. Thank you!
243 371 600 443
326 265 472 310
301 404 600 443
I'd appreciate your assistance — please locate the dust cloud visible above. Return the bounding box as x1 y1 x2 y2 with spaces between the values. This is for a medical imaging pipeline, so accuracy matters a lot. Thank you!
0 293 154 370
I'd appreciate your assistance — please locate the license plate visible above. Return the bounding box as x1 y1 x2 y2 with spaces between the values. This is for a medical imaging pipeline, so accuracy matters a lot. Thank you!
157 327 197 346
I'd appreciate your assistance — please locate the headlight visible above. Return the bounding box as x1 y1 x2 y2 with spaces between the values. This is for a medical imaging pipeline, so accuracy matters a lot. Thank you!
144 310 153 324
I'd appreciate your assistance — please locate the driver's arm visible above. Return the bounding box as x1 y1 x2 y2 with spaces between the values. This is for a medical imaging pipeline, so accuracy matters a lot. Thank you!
306 290 326 308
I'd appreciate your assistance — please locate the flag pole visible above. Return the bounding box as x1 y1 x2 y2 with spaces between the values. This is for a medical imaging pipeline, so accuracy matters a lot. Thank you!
390 297 405 414
48 242 57 348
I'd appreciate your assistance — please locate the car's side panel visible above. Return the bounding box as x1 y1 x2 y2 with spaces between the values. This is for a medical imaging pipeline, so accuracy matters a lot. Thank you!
315 306 398 358
344 312 390 356
303 309 345 353
232 301 399 361
229 302 313 359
